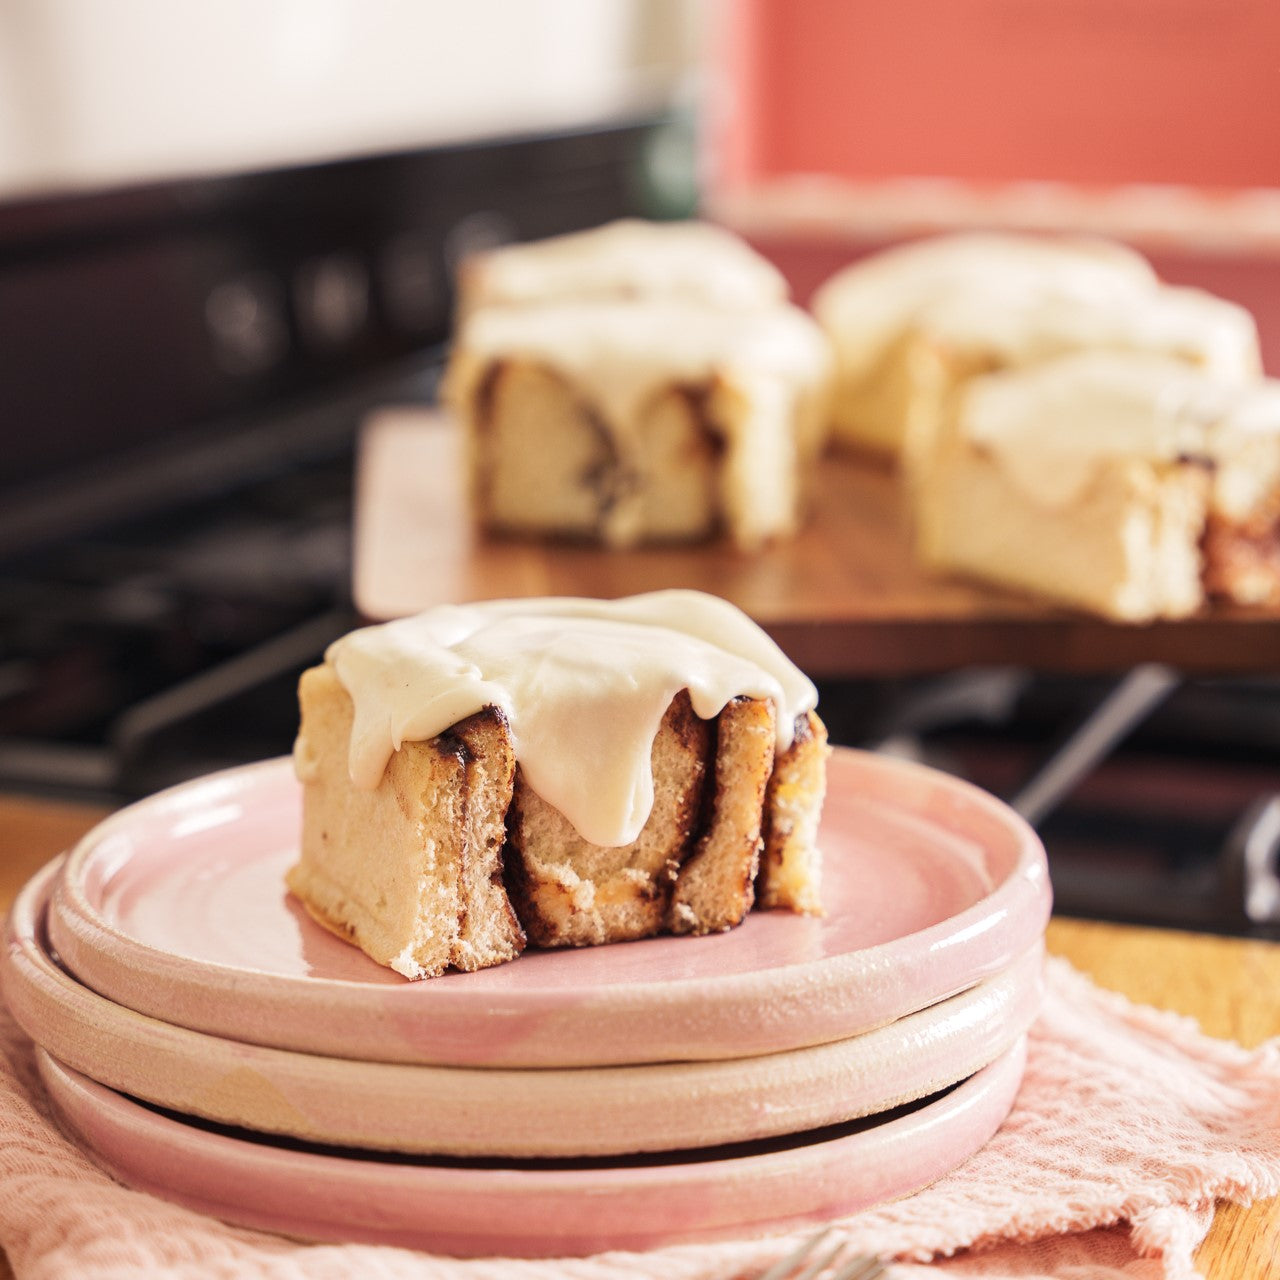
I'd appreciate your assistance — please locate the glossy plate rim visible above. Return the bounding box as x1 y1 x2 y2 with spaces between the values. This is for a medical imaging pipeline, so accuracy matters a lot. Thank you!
6 857 1044 1158
37 1038 1028 1257
46 747 1051 1068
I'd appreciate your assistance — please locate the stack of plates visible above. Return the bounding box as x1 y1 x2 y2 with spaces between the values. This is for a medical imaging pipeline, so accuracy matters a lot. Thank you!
2 748 1051 1258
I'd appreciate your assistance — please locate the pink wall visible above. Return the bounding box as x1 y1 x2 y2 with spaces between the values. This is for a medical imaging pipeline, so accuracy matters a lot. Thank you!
711 0 1280 373
718 0 1280 189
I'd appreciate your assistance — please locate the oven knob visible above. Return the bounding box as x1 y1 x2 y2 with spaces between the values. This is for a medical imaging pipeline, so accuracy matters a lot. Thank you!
378 231 444 334
204 272 289 375
294 253 369 350
444 210 516 275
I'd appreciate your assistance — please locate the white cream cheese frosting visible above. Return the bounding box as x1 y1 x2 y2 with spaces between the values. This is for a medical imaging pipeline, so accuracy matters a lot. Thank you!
922 281 1260 381
958 351 1280 509
461 218 789 312
811 232 1157 381
297 591 818 849
453 298 831 438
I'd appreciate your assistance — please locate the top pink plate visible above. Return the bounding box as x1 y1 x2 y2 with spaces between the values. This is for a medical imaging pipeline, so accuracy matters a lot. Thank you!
47 747 1050 1068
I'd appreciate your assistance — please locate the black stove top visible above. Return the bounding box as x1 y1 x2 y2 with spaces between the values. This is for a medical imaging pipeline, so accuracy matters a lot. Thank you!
818 669 1280 940
0 422 358 800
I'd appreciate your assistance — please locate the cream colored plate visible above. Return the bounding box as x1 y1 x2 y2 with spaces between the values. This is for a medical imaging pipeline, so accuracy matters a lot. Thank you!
7 858 1043 1158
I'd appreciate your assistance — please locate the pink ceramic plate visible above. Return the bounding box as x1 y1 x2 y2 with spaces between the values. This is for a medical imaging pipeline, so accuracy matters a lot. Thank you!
48 747 1050 1068
38 1039 1028 1256
6 860 1043 1156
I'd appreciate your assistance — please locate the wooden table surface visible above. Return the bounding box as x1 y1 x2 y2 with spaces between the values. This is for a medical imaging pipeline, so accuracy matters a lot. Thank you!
354 409 1280 678
1 793 1277 1278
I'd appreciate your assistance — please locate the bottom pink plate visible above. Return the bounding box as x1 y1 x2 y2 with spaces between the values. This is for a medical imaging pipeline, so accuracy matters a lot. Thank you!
39 1039 1027 1257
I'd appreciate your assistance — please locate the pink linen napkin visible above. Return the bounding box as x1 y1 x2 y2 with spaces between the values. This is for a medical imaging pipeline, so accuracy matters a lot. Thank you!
1 957 1277 1280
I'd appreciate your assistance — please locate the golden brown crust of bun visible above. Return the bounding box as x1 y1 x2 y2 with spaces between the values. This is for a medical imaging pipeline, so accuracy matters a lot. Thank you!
288 676 827 977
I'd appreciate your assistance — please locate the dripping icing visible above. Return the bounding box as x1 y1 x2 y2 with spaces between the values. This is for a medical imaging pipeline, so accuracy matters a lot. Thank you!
296 591 817 849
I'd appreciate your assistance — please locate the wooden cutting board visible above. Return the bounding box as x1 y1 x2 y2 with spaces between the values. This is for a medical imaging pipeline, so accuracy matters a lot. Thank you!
353 409 1280 678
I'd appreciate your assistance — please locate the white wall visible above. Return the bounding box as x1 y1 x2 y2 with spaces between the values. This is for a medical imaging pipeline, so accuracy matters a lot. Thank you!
0 0 702 197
